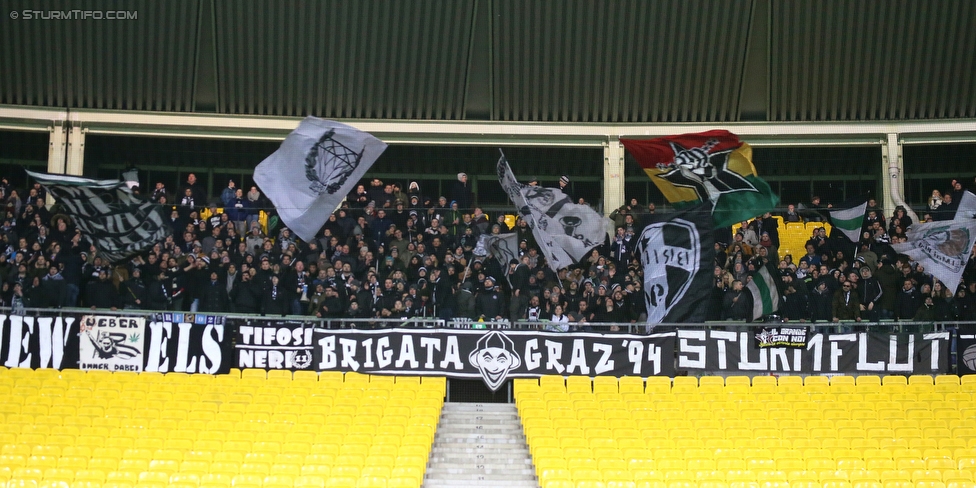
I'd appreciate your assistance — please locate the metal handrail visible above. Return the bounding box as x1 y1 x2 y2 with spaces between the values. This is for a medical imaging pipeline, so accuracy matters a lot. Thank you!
2 307 971 335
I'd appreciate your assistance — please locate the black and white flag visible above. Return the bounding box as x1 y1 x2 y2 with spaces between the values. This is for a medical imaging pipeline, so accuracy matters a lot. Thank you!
892 219 976 292
27 171 171 263
478 233 520 285
254 117 388 242
497 151 608 271
636 205 715 323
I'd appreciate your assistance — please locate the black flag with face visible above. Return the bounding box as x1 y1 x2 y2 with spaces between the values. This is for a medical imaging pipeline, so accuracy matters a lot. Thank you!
635 204 715 324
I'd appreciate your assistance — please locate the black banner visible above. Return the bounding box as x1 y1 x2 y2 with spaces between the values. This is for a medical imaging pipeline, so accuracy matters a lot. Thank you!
678 330 950 374
232 319 316 371
311 328 677 391
958 326 976 375
0 312 80 369
0 310 965 381
145 313 231 374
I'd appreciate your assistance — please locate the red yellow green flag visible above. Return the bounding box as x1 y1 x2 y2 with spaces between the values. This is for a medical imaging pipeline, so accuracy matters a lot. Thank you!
621 130 779 228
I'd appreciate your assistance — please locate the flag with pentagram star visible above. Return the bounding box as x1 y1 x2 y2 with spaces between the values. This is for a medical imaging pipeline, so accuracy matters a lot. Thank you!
254 117 388 242
621 130 779 228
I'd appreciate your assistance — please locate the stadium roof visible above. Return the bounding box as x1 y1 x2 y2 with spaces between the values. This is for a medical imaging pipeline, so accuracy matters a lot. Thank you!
2 0 975 123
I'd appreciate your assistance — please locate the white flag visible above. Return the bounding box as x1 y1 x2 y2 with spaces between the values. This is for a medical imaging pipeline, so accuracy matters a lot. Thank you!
956 190 976 220
254 117 387 242
828 201 867 242
892 219 976 292
497 151 608 272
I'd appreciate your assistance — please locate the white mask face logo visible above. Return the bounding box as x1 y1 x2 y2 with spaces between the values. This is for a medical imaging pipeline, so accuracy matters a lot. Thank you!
468 331 522 391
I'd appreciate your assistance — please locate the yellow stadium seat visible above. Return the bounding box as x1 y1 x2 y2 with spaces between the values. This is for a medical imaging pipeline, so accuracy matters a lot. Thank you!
945 483 976 488
293 475 328 488
544 481 575 488
540 375 566 391
567 376 593 394
593 377 618 394
637 482 667 488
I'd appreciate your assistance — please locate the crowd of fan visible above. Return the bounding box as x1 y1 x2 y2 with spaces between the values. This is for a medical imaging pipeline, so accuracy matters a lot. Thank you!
711 180 976 324
2 173 975 327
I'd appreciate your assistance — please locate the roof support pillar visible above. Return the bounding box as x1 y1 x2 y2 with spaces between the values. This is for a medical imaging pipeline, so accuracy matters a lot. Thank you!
604 139 625 226
44 122 68 206
66 125 86 176
46 122 67 175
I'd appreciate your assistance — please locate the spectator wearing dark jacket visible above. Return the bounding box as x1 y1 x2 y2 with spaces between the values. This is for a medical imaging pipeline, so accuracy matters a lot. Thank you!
180 173 207 210
914 296 937 321
24 277 49 308
120 269 148 310
808 281 833 322
874 258 901 318
475 277 505 321
199 271 229 313
86 270 119 310
316 285 346 318
450 173 474 211
779 279 808 322
40 265 67 308
832 282 861 322
895 279 923 320
722 280 752 321
148 272 172 311
260 275 290 316
858 266 884 322
230 271 259 314
225 189 251 235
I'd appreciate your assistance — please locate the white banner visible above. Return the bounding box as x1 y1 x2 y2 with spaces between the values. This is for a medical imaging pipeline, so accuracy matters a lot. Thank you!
79 315 146 372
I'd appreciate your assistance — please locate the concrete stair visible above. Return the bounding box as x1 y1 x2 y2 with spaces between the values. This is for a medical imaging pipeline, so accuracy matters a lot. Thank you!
423 402 539 488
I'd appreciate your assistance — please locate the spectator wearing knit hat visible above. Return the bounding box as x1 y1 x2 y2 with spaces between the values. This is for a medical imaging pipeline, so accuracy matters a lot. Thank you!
557 175 577 202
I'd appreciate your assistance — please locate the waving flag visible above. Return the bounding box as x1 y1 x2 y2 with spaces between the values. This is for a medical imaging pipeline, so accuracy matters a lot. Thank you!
957 190 976 220
892 219 976 292
747 266 781 320
497 151 608 272
636 204 715 323
621 130 778 228
476 233 520 286
828 200 868 242
27 171 170 263
254 117 387 242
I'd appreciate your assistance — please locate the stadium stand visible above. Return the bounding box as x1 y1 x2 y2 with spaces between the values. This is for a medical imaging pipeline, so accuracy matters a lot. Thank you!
0 367 445 488
731 219 832 261
516 374 976 488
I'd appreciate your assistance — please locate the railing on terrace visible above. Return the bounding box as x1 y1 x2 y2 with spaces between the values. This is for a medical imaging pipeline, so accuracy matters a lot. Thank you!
3 307 971 335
